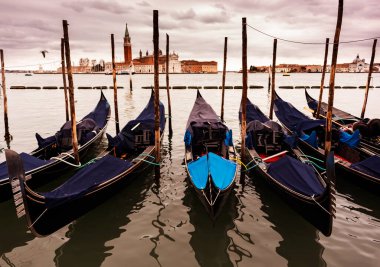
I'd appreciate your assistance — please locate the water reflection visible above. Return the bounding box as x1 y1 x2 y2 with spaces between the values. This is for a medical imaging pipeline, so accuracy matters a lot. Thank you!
52 171 154 267
0 200 34 258
251 176 326 267
183 183 240 267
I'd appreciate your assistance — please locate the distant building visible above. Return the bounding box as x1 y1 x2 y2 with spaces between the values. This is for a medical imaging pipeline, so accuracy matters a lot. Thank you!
336 63 350 72
133 50 182 73
349 54 369 72
275 64 301 73
181 60 218 73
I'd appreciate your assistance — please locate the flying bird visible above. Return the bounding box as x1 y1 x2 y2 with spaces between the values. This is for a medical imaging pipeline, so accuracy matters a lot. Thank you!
40 50 48 58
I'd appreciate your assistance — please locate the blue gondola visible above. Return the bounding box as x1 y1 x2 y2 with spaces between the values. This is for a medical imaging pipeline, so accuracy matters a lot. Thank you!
0 92 111 202
184 91 237 219
240 98 334 236
275 92 380 193
4 91 165 237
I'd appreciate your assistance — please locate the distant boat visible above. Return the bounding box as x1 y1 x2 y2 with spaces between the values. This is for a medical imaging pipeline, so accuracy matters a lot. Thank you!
282 73 290 76
25 73 33 76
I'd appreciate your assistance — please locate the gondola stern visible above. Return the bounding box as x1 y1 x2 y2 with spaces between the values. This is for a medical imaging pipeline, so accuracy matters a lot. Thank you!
5 149 28 219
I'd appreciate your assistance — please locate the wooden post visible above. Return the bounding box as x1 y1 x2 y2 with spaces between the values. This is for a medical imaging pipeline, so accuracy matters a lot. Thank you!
269 39 277 120
63 20 80 164
241 18 248 163
268 65 271 93
129 66 133 92
221 37 228 122
316 38 330 118
153 10 161 178
61 38 70 122
111 34 120 134
166 33 173 136
0 49 10 143
361 38 377 119
325 0 343 157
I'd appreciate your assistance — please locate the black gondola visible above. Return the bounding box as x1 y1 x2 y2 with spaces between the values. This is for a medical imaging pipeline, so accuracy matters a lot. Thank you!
274 92 380 194
240 98 335 236
4 92 165 237
184 91 237 219
0 92 111 202
305 89 380 154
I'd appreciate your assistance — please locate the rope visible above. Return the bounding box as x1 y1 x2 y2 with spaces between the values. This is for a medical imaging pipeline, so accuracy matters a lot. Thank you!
132 157 160 166
29 208 48 228
211 189 221 206
202 190 212 206
311 195 332 216
305 160 326 171
50 156 81 167
299 154 324 163
4 60 61 70
246 23 379 45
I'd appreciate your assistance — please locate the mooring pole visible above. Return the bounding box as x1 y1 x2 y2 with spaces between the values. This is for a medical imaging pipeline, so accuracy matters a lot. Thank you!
61 38 69 122
221 37 228 122
316 38 330 118
0 49 10 144
269 39 277 120
268 65 271 93
325 0 343 157
166 33 173 136
361 38 377 119
111 34 120 135
153 10 161 179
63 20 80 164
241 18 248 165
129 66 133 92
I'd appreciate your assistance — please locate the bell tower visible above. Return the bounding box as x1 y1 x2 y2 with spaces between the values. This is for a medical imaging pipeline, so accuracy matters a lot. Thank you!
124 23 132 65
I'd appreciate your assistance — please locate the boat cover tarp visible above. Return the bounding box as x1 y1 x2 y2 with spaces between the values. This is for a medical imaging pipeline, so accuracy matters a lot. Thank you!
42 155 133 208
187 152 236 191
0 153 51 182
267 155 325 196
239 98 269 124
184 91 227 145
274 94 325 134
188 155 208 190
208 152 236 190
305 89 359 122
351 155 380 178
340 129 360 148
36 92 110 149
300 131 318 148
107 91 165 153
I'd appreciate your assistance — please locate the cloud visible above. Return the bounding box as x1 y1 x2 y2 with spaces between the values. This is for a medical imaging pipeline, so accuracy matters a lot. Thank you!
137 1 151 7
171 8 196 20
62 0 132 14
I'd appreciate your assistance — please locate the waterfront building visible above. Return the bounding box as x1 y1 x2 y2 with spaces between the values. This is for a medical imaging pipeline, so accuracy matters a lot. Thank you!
181 60 218 73
349 54 369 72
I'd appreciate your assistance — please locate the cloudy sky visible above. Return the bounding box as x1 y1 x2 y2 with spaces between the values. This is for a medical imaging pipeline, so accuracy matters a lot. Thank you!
1 0 379 70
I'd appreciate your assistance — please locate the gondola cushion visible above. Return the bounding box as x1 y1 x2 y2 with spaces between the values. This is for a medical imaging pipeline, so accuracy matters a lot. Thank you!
208 152 236 190
339 129 360 148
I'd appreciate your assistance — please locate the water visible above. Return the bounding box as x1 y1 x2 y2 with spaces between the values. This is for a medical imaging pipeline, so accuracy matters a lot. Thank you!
0 73 379 266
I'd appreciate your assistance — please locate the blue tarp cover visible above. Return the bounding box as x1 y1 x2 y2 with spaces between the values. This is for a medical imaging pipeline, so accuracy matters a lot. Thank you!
340 129 360 148
239 98 270 124
42 155 132 208
188 155 208 190
208 152 236 190
267 155 325 196
351 155 380 178
274 95 325 134
188 152 236 191
300 131 318 148
0 153 51 182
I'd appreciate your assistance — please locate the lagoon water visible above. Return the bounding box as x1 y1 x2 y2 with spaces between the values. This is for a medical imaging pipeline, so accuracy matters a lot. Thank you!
0 72 379 266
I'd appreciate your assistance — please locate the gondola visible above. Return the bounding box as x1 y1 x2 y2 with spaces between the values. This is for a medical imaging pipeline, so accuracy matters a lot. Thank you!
239 98 334 236
184 91 237 219
4 91 165 237
0 92 111 202
274 92 380 193
305 89 380 154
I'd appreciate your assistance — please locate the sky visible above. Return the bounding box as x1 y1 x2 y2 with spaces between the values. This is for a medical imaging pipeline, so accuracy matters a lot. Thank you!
0 0 379 71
